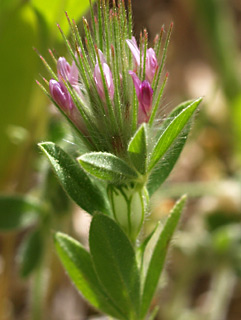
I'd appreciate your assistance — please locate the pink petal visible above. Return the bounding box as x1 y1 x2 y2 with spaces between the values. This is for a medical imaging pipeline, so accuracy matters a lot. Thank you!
126 37 140 67
69 61 79 85
97 49 107 64
57 57 71 81
94 63 105 100
145 48 158 83
94 51 114 101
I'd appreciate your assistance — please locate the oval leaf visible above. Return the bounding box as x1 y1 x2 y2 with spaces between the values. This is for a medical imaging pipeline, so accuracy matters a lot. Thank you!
55 232 126 319
89 214 140 319
0 195 40 231
148 98 202 171
78 152 138 183
141 195 187 318
128 124 148 175
39 142 111 215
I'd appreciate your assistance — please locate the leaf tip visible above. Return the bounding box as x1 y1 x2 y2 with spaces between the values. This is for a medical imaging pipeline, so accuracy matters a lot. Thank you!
175 194 188 209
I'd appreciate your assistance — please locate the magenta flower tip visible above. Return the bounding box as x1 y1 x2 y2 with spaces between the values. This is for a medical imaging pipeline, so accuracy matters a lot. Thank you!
49 79 73 112
129 73 153 123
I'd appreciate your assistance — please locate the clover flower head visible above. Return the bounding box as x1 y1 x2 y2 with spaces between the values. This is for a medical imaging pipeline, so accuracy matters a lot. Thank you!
37 1 200 247
38 0 172 156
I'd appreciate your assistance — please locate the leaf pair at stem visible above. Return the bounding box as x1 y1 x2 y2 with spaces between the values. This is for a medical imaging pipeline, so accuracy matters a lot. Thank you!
37 98 201 318
55 195 186 320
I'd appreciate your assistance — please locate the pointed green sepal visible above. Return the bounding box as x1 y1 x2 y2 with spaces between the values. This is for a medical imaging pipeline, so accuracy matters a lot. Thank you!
128 124 148 175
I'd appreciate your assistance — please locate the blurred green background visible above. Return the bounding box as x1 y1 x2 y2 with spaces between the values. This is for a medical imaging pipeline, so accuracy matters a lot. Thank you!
0 0 91 191
0 0 241 319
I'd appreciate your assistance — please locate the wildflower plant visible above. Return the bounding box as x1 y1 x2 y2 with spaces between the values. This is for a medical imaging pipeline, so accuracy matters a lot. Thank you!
37 0 202 319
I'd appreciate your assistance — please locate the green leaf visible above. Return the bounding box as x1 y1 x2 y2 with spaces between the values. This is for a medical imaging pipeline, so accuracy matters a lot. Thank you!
39 142 111 215
147 101 194 196
137 222 160 268
147 134 189 197
89 214 140 319
55 232 126 319
78 152 138 183
0 195 40 231
128 124 148 175
148 98 202 171
141 195 187 318
155 100 195 141
18 229 43 278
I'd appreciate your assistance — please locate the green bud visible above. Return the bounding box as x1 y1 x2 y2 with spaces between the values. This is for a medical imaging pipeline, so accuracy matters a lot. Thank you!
109 185 149 242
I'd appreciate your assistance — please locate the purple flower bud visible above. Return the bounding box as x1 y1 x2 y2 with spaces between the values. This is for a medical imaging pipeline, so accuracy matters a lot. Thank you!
127 37 158 83
94 49 114 100
49 79 73 112
97 49 107 64
129 71 153 123
145 48 158 83
49 79 86 133
57 57 79 86
139 80 153 122
57 57 84 100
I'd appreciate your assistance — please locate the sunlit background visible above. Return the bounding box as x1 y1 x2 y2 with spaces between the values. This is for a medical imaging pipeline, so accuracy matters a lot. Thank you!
0 0 241 319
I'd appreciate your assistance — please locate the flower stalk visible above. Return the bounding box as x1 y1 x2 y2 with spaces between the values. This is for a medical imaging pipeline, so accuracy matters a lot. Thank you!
37 1 201 319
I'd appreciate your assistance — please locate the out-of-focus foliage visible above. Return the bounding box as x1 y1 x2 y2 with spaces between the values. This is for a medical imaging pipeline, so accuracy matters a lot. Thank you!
31 0 91 40
1 0 241 319
0 0 92 190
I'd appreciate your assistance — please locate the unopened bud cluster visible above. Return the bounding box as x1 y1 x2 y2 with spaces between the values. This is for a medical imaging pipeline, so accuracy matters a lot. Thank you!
38 0 172 240
38 0 171 157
